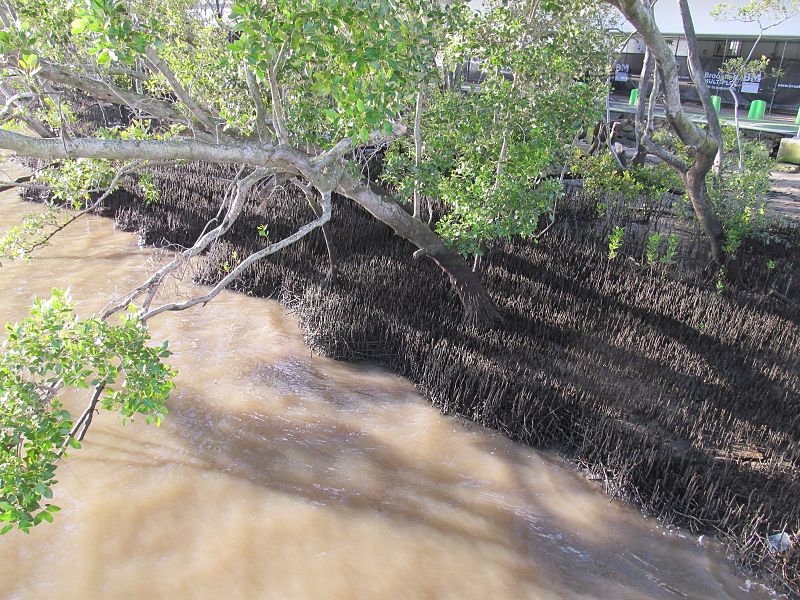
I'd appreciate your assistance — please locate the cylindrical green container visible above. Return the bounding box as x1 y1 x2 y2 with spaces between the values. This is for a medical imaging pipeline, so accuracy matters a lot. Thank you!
748 99 766 120
629 88 639 106
710 95 721 113
795 106 800 125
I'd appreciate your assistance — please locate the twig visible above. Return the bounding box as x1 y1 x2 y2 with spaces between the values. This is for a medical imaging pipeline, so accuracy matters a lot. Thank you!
57 383 106 458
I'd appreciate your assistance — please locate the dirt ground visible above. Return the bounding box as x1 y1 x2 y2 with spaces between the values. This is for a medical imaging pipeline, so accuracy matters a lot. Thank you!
768 166 800 221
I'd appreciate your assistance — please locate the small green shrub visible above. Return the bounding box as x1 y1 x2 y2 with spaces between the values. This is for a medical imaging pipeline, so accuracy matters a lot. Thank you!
608 225 625 259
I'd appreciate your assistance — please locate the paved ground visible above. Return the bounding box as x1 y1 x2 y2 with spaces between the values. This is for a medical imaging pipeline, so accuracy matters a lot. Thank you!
608 97 800 137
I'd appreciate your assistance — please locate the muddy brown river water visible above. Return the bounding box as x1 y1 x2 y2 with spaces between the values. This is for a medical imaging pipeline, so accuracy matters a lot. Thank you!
0 164 782 599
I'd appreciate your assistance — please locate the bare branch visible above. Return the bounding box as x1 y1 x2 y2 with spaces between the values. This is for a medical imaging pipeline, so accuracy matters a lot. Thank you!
413 85 424 219
57 383 106 458
101 168 271 318
140 190 332 321
107 67 151 81
643 135 687 172
678 0 723 155
0 128 311 175
0 81 52 137
0 91 34 122
646 71 660 133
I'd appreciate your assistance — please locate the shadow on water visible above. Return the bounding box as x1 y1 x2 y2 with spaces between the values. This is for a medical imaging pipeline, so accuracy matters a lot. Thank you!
72 359 764 599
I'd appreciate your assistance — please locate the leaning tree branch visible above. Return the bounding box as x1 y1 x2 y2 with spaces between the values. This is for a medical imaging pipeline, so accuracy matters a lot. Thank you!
33 60 196 128
335 170 502 326
0 128 314 174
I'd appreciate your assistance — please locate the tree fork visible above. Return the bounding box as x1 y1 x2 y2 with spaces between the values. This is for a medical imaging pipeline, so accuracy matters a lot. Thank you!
608 0 737 281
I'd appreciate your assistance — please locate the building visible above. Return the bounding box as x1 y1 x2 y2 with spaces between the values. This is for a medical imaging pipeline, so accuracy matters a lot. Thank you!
615 0 800 115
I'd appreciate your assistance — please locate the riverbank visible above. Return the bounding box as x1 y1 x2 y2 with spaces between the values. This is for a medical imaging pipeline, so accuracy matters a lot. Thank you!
0 161 782 599
13 159 800 596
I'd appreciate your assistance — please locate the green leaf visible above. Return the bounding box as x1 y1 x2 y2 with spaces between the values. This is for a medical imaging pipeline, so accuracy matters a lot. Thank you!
71 18 89 35
310 82 331 96
97 49 112 65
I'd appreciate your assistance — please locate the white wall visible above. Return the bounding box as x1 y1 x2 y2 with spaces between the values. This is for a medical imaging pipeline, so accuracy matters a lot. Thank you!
621 0 800 38
470 1 799 39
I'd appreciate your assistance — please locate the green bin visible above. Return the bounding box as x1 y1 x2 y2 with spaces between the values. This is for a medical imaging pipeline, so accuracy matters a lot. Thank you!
710 95 721 113
748 99 766 120
795 106 800 125
629 88 639 106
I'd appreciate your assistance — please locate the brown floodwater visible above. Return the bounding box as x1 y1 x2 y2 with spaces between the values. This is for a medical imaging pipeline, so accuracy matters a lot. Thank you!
0 163 782 599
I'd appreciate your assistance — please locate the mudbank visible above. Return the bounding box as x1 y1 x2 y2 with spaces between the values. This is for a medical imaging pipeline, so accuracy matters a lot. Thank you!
24 161 800 596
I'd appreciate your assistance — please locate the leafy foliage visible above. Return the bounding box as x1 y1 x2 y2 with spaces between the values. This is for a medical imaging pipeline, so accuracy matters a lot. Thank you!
572 149 677 219
712 0 800 27
38 158 116 208
0 206 64 263
382 1 612 255
0 290 174 533
645 232 680 266
227 0 453 144
708 127 773 257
